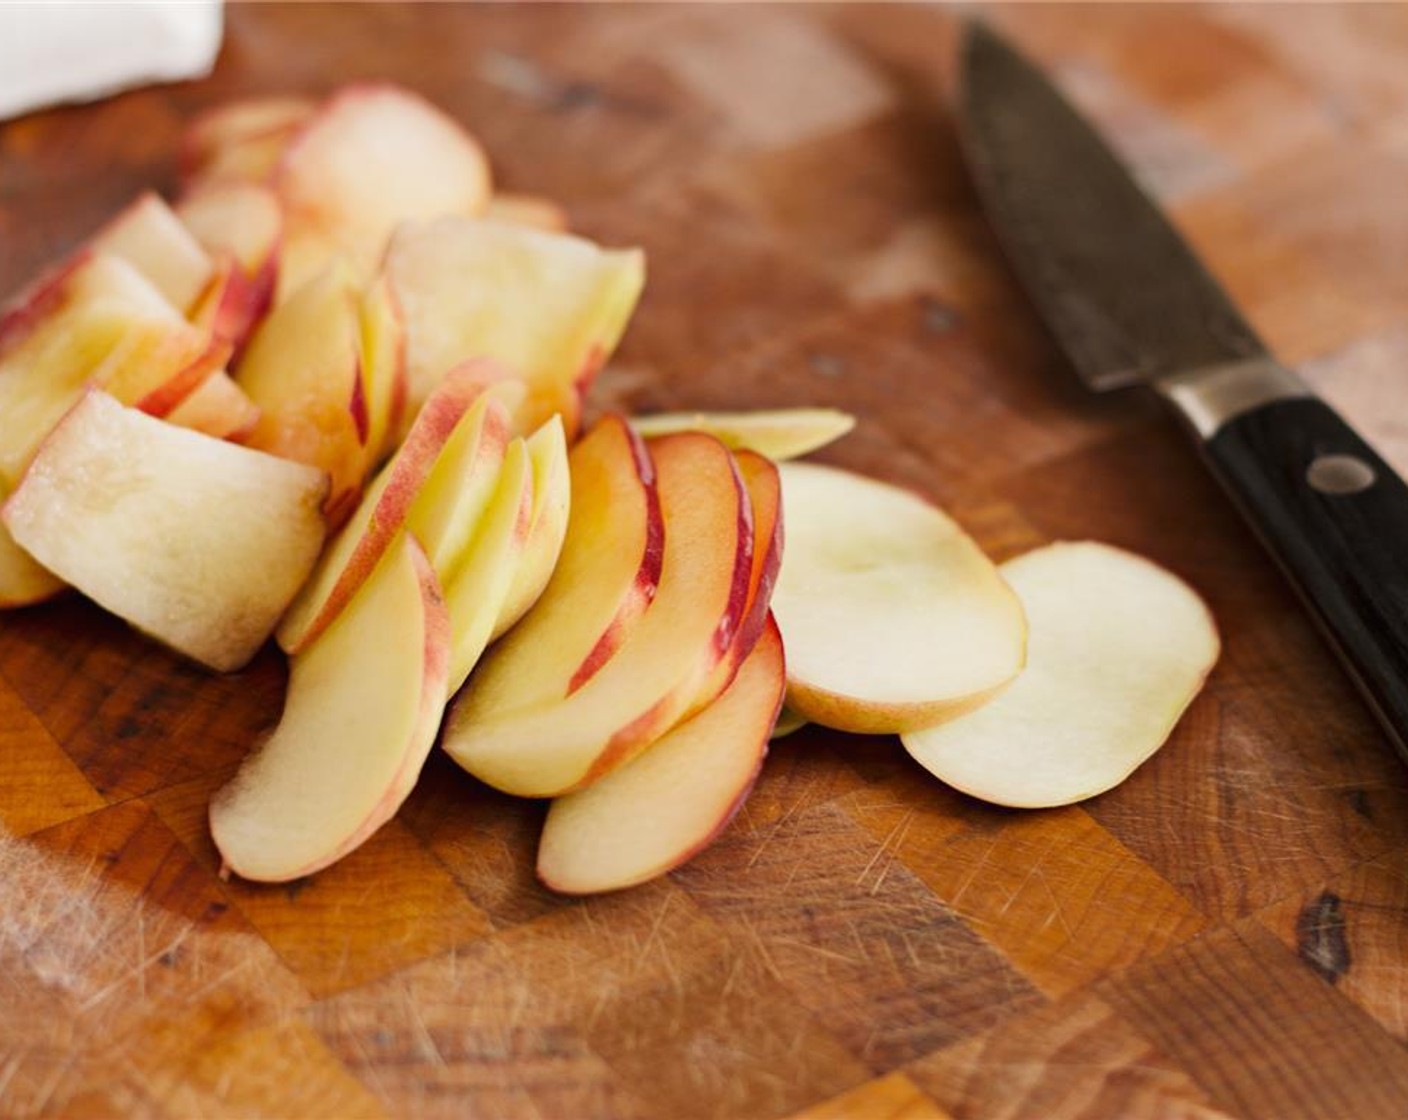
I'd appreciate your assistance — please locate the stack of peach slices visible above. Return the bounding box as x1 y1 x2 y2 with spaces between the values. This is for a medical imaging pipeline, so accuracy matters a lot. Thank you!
0 85 1219 894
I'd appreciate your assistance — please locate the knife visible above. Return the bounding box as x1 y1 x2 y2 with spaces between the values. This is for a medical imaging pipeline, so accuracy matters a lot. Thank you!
958 21 1408 764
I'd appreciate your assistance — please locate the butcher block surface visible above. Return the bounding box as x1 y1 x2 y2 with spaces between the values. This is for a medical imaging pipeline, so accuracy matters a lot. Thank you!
4 4 1408 1117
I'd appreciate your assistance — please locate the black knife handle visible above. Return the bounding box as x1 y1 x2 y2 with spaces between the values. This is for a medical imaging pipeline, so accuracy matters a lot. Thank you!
1205 396 1408 762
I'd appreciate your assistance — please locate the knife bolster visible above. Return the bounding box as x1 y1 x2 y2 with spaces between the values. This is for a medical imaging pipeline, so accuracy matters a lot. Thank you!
1156 358 1310 440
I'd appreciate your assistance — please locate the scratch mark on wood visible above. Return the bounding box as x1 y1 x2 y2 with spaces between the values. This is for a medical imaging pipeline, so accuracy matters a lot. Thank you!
1296 891 1352 984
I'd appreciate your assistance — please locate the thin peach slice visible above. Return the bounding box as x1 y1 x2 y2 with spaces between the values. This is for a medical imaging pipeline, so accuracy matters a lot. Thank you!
538 616 785 895
274 83 492 295
444 436 534 693
384 216 644 435
235 264 368 520
902 542 1220 808
442 431 752 798
164 370 261 442
484 193 568 233
92 192 216 317
211 533 450 882
442 414 661 719
772 462 1028 735
490 413 570 642
631 407 856 462
275 364 500 653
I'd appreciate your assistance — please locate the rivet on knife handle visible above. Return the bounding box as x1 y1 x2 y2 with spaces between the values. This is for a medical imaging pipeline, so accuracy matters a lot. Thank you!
1199 392 1408 763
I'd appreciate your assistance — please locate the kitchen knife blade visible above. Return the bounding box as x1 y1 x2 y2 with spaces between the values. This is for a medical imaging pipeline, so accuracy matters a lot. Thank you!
959 21 1408 763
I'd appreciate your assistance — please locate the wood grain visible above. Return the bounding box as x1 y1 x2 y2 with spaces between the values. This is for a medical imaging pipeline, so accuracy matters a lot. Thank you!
4 4 1408 1116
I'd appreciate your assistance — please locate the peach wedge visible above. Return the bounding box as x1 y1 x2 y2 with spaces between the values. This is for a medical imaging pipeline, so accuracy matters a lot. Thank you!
275 365 507 653
538 616 785 895
631 407 856 462
2 390 327 672
274 84 492 296
211 533 451 882
771 462 1027 735
902 542 1220 808
443 431 752 798
440 414 661 722
384 216 645 435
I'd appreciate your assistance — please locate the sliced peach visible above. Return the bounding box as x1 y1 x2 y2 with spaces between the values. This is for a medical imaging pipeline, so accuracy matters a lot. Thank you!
687 449 784 713
442 431 752 798
92 192 216 316
179 95 317 185
0 501 66 608
2 390 327 672
210 533 450 882
490 413 570 641
538 616 784 894
164 370 261 441
384 216 644 435
902 542 1220 808
444 436 534 692
176 182 282 349
235 264 368 518
275 364 499 653
0 253 211 487
441 415 661 719
772 462 1028 735
358 275 407 468
274 84 492 295
631 407 856 462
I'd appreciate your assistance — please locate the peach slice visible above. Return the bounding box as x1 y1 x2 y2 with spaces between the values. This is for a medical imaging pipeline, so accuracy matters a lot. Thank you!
444 436 534 692
384 216 645 435
0 253 213 488
175 182 283 349
273 84 492 296
164 370 261 441
210 533 450 882
631 408 857 462
686 448 784 714
179 95 317 186
490 413 570 642
235 264 368 519
771 462 1027 735
484 193 568 233
0 494 66 607
902 542 1220 808
442 431 752 798
358 276 408 468
275 364 500 653
92 192 216 317
441 415 661 720
2 390 327 672
538 615 785 895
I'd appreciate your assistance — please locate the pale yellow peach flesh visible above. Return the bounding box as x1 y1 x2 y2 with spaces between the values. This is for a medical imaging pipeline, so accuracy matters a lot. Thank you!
772 461 1028 735
441 414 661 720
235 264 368 518
92 192 216 317
902 541 1220 808
384 216 644 434
442 431 753 798
490 414 570 642
538 617 785 895
211 533 450 882
631 407 856 462
163 370 261 441
443 437 534 693
2 391 327 672
274 84 492 296
275 363 500 653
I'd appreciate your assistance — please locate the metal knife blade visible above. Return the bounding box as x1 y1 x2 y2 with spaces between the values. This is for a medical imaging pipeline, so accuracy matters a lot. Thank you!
958 20 1266 392
957 20 1408 765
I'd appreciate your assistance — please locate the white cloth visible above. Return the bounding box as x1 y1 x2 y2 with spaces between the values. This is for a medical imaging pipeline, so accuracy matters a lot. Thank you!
0 1 223 121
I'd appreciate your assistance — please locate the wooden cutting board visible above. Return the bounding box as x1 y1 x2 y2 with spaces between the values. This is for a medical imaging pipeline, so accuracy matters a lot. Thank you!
4 5 1408 1117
